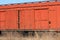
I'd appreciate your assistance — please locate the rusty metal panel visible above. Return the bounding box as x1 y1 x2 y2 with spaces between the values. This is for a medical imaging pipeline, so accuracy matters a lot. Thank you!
40 9 48 20
0 11 7 30
35 8 49 30
40 21 49 30
57 6 60 30
20 10 35 30
49 6 57 30
6 10 18 30
35 8 48 21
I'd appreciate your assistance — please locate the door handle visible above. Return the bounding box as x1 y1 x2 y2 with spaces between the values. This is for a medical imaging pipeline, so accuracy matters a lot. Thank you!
49 21 51 24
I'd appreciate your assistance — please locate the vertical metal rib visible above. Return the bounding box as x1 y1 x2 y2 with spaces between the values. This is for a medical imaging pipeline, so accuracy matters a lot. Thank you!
18 10 20 29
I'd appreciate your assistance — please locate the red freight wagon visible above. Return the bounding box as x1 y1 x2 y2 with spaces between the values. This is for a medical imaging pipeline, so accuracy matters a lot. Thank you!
19 2 60 31
0 1 60 33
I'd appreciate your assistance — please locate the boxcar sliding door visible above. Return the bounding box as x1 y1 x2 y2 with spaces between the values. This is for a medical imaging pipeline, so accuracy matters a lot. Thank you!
35 8 49 30
20 9 35 30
